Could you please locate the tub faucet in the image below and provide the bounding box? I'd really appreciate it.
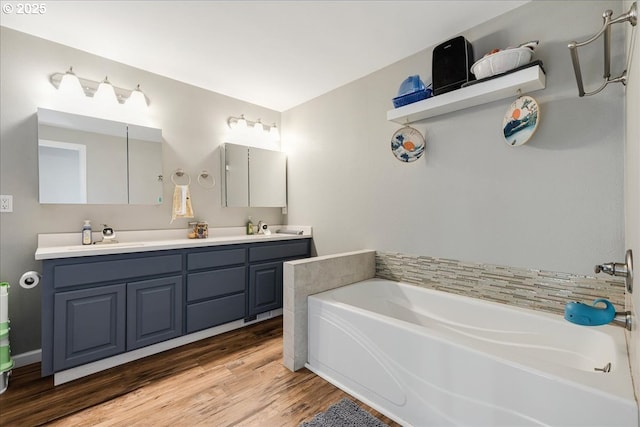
[594,262,627,277]
[594,249,633,293]
[612,311,632,331]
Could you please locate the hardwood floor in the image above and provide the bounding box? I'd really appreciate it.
[0,317,399,427]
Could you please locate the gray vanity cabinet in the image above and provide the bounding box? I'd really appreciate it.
[248,261,283,317]
[186,247,247,333]
[42,251,184,375]
[127,276,183,351]
[53,284,126,372]
[247,240,310,318]
[41,238,312,378]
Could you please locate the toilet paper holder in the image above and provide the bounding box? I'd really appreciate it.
[19,271,41,289]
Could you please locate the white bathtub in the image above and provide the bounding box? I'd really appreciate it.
[306,278,638,427]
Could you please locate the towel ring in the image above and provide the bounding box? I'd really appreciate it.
[197,170,216,190]
[171,168,191,185]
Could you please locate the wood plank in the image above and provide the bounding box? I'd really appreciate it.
[0,317,399,427]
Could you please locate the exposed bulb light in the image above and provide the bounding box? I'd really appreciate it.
[49,68,152,108]
[270,123,280,141]
[126,84,148,110]
[254,119,264,134]
[57,67,84,99]
[93,76,118,105]
[227,115,281,147]
[237,114,248,129]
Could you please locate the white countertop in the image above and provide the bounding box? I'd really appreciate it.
[35,226,312,260]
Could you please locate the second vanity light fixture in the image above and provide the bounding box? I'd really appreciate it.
[50,67,149,109]
[227,114,280,140]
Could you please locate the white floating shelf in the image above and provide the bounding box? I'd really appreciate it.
[387,65,546,124]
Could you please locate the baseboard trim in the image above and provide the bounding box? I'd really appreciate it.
[13,349,42,368]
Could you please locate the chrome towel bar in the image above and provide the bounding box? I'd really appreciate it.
[568,1,637,97]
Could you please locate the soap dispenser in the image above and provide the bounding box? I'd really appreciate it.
[246,217,254,235]
[82,220,92,245]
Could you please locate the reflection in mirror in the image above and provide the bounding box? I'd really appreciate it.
[223,143,250,207]
[221,143,286,208]
[38,140,87,203]
[128,125,163,205]
[37,108,162,205]
[249,147,286,207]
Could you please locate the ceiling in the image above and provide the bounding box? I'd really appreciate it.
[0,1,529,112]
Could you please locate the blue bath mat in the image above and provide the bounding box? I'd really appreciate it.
[300,398,390,427]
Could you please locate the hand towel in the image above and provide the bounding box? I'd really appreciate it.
[170,184,194,223]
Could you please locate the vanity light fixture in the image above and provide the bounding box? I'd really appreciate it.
[126,84,149,110]
[254,118,264,135]
[227,115,279,140]
[49,67,150,106]
[57,67,84,99]
[236,114,248,129]
[269,123,280,141]
[93,76,118,105]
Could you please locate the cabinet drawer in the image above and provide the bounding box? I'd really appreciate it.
[187,266,245,302]
[53,254,182,289]
[186,293,245,333]
[248,240,310,263]
[187,247,246,271]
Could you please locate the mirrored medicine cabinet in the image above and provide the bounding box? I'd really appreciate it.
[221,143,287,208]
[37,108,163,205]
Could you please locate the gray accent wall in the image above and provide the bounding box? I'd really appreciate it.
[0,27,284,354]
[282,1,625,277]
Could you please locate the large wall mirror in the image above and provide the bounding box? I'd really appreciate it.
[221,143,286,208]
[37,108,163,205]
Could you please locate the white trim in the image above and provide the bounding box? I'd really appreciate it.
[13,349,42,368]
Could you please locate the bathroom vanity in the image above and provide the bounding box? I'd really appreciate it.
[36,228,311,384]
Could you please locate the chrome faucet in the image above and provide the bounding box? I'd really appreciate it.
[594,249,634,293]
[594,262,627,276]
[611,311,632,331]
[594,249,634,331]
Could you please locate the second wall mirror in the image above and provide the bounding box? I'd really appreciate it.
[221,143,286,208]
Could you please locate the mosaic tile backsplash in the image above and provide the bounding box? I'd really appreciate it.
[375,252,626,316]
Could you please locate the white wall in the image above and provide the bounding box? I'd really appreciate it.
[283,1,625,277]
[0,27,283,353]
[625,0,640,402]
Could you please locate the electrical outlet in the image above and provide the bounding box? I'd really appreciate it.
[0,195,13,213]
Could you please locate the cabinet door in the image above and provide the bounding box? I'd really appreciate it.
[54,284,126,371]
[223,143,249,207]
[248,261,283,317]
[248,147,287,207]
[127,276,183,351]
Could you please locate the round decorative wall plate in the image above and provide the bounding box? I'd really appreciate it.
[502,95,540,147]
[391,126,425,162]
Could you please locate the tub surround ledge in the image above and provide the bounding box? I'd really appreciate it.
[283,250,376,371]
